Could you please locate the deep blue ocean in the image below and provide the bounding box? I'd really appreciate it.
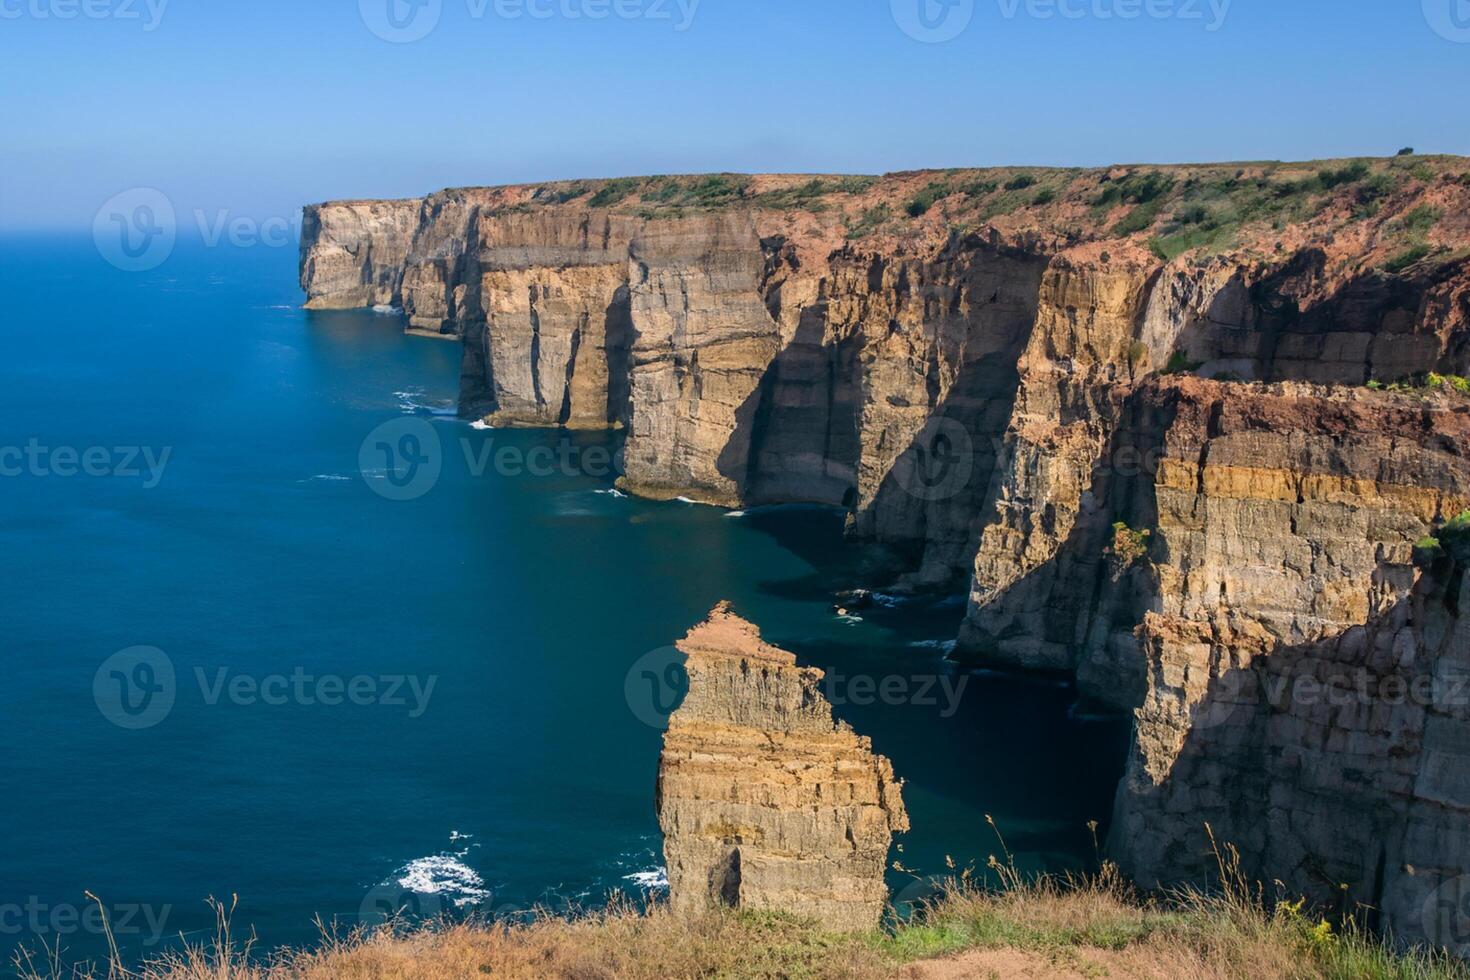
[0,234,1129,965]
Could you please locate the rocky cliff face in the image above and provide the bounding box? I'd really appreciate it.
[655,602,908,931]
[303,159,1470,938]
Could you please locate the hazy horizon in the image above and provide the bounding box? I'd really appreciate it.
[3,0,1468,232]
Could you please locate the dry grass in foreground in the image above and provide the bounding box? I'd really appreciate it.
[19,841,1470,980]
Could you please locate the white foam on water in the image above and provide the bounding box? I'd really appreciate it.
[394,854,489,908]
[674,496,697,504]
[836,613,864,625]
[908,639,958,654]
[594,489,628,498]
[723,510,745,518]
[394,388,458,417]
[622,867,669,890]
[307,473,352,482]
[470,420,493,431]
[372,304,404,315]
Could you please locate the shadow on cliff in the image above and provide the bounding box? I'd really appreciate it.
[714,289,862,509]
[1111,559,1467,942]
[778,628,1133,880]
[715,237,1049,594]
[953,377,1182,712]
[1171,250,1470,384]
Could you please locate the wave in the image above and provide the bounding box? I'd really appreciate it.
[907,639,958,654]
[622,867,669,890]
[470,419,493,431]
[724,510,745,518]
[394,854,489,908]
[372,304,404,315]
[673,496,697,505]
[594,488,628,498]
[394,388,458,417]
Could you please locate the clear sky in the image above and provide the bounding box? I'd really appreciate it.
[2,0,1467,230]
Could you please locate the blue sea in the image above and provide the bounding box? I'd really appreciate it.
[0,234,1129,965]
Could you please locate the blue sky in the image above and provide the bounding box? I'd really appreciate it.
[1,0,1467,230]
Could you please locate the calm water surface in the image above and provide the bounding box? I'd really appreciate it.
[0,235,1128,962]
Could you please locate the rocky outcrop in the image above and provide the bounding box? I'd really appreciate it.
[656,602,908,931]
[1107,381,1470,945]
[303,160,1470,940]
[299,199,421,310]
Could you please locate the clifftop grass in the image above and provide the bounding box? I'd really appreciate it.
[472,155,1470,264]
[23,855,1469,979]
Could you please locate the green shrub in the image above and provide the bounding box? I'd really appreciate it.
[1398,146,1416,156]
[682,174,748,205]
[962,179,999,199]
[1163,351,1204,375]
[1398,204,1443,234]
[1318,161,1371,189]
[1004,173,1036,191]
[1109,523,1152,567]
[847,204,892,239]
[588,177,642,208]
[1426,373,1470,394]
[1351,174,1397,216]
[1385,243,1432,273]
[1440,510,1470,561]
[1175,204,1212,226]
[905,181,952,217]
[1094,171,1175,207]
[1113,200,1163,236]
[1032,188,1056,206]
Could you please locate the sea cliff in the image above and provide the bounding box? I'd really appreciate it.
[302,157,1470,949]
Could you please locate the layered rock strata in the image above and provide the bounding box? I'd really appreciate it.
[655,602,908,931]
[302,161,1470,939]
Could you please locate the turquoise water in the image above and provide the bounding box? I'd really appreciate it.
[0,235,1128,963]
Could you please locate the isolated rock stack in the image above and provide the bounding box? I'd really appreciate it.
[655,602,908,931]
